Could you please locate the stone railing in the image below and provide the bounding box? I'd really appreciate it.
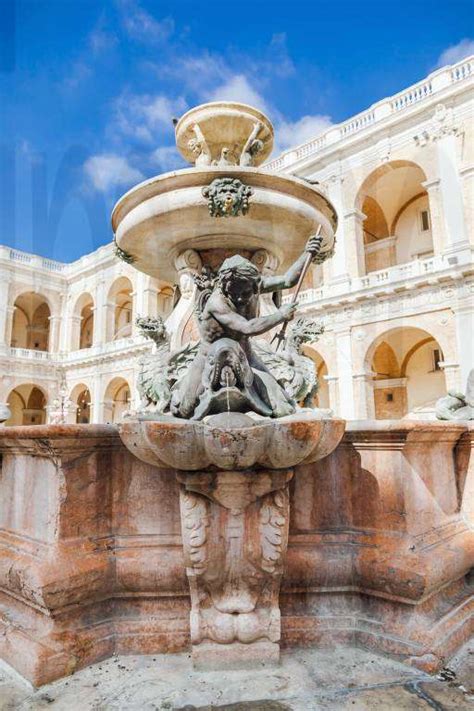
[266,56,473,170]
[60,335,150,364]
[282,250,472,305]
[8,347,52,361]
[1,247,66,273]
[5,336,149,366]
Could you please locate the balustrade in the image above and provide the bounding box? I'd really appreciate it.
[264,56,472,171]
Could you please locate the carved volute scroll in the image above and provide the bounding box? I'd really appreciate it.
[177,468,293,666]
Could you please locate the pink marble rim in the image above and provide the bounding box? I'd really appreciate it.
[119,416,346,471]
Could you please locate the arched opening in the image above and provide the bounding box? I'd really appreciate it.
[107,277,133,341]
[70,384,92,424]
[103,377,131,423]
[357,161,433,273]
[72,293,94,350]
[368,327,447,419]
[6,384,47,425]
[302,347,330,409]
[11,292,51,351]
[158,285,176,318]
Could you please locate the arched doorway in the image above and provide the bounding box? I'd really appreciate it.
[70,384,92,424]
[368,327,447,419]
[301,346,330,409]
[11,292,51,351]
[107,277,133,341]
[6,384,47,425]
[103,377,131,423]
[357,161,433,273]
[72,293,94,350]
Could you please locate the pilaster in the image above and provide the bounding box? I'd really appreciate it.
[343,209,366,278]
[335,327,356,419]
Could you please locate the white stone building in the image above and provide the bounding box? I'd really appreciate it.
[1,57,473,424]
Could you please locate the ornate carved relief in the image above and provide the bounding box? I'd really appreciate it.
[414,104,462,146]
[177,468,292,656]
[202,178,253,217]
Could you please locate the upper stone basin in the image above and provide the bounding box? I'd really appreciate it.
[119,413,345,471]
[111,167,337,282]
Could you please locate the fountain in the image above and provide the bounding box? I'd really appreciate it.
[113,101,344,669]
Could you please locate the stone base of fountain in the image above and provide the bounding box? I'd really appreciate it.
[0,420,472,685]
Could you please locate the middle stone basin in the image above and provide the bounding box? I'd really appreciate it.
[119,413,346,471]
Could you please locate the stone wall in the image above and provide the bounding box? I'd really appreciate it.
[0,422,472,685]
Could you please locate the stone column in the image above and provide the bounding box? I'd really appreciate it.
[90,375,104,423]
[4,306,15,349]
[352,372,376,419]
[436,138,468,252]
[131,272,148,334]
[166,249,202,349]
[428,105,468,254]
[422,179,446,255]
[93,280,107,346]
[0,273,11,355]
[143,278,160,320]
[452,303,474,388]
[335,327,356,419]
[325,176,351,287]
[343,209,366,278]
[440,362,462,393]
[460,166,474,248]
[69,315,82,351]
[48,316,62,353]
[177,467,293,669]
[323,374,339,413]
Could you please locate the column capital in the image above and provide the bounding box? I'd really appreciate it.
[422,178,441,191]
[174,249,202,274]
[344,208,365,222]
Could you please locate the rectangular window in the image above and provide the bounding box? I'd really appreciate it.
[386,392,394,402]
[432,348,442,371]
[420,210,430,232]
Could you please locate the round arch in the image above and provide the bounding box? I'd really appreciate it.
[72,292,95,350]
[6,383,48,425]
[365,326,447,420]
[103,377,131,423]
[70,383,92,424]
[107,277,134,341]
[302,345,330,409]
[355,160,433,273]
[11,292,52,351]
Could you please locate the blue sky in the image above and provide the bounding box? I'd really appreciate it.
[1,0,473,262]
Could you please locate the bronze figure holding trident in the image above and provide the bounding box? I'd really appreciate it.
[170,229,331,420]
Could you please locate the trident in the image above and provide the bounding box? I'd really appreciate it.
[271,224,323,352]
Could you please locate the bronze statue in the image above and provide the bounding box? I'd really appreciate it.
[137,234,329,420]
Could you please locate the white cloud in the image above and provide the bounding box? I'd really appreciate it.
[276,114,333,152]
[436,38,474,68]
[120,0,174,44]
[208,75,270,114]
[113,92,187,143]
[160,51,228,95]
[151,146,183,172]
[84,154,143,191]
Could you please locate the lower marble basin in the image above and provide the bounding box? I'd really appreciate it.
[119,411,345,471]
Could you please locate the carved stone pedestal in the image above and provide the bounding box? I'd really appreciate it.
[119,412,345,669]
[178,468,292,668]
